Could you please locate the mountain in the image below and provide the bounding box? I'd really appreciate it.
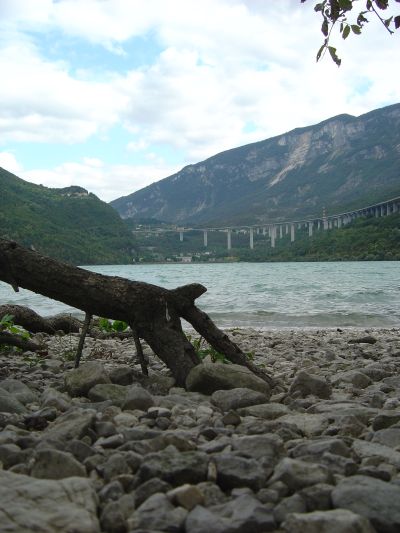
[0,167,136,265]
[111,103,400,226]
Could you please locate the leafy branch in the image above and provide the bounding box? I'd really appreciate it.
[302,0,400,65]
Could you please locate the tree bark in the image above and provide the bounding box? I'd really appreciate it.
[0,238,272,387]
[0,304,81,333]
[0,332,41,352]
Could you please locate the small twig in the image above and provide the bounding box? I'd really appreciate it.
[131,325,148,376]
[74,312,92,368]
[371,3,394,34]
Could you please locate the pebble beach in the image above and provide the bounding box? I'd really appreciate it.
[1,326,400,532]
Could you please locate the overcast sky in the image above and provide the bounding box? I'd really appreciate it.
[0,0,399,202]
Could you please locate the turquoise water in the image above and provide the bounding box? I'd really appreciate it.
[1,262,399,329]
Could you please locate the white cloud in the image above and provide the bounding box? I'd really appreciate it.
[0,151,22,174]
[0,0,399,200]
[17,156,180,202]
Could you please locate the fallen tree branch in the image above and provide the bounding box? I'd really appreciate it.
[0,331,42,352]
[0,238,272,387]
[0,304,81,334]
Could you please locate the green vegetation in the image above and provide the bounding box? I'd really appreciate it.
[131,213,400,262]
[186,334,229,363]
[0,314,30,341]
[98,318,129,332]
[0,167,137,265]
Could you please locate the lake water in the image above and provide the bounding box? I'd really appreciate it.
[1,262,399,329]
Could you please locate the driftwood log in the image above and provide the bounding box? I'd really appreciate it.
[0,238,272,387]
[0,304,81,334]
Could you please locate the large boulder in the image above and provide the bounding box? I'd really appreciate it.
[282,509,375,533]
[211,387,270,411]
[332,475,400,533]
[289,371,332,399]
[139,449,209,486]
[64,361,110,397]
[0,379,38,404]
[0,470,99,532]
[186,363,271,396]
[88,383,128,407]
[31,449,87,479]
[0,387,27,414]
[270,458,333,492]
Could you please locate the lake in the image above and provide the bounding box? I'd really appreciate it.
[1,262,399,329]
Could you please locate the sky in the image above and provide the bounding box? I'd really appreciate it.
[0,0,399,203]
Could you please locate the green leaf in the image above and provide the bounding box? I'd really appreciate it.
[338,0,352,10]
[322,18,329,36]
[395,15,400,29]
[112,320,128,332]
[375,0,389,10]
[314,3,325,12]
[342,25,351,39]
[351,24,362,34]
[328,46,342,66]
[316,44,325,62]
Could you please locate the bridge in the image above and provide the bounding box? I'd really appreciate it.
[132,195,400,251]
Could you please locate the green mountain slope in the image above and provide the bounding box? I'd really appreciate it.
[111,103,400,226]
[0,167,136,265]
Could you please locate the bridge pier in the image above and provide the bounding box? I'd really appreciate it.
[381,205,385,217]
[271,225,276,248]
[179,231,184,242]
[393,203,398,213]
[290,224,295,242]
[203,230,208,247]
[308,221,313,237]
[227,229,232,250]
[279,225,283,239]
[337,217,342,228]
[250,228,254,249]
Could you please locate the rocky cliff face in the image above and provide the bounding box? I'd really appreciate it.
[111,103,400,225]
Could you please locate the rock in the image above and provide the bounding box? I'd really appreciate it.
[372,428,400,448]
[348,336,377,344]
[332,475,400,532]
[167,484,205,510]
[64,361,111,397]
[308,401,377,425]
[270,458,333,492]
[40,388,71,411]
[289,371,332,399]
[278,413,330,436]
[274,493,307,524]
[282,509,375,533]
[196,481,227,507]
[133,478,172,507]
[300,483,333,511]
[42,407,96,442]
[352,438,400,469]
[186,363,271,396]
[211,388,270,411]
[109,365,134,386]
[213,453,266,491]
[0,470,99,532]
[185,505,228,533]
[332,370,372,389]
[231,434,283,463]
[221,410,241,426]
[88,383,128,407]
[214,493,276,532]
[122,386,154,411]
[100,501,127,533]
[0,387,27,414]
[31,449,87,479]
[237,402,290,419]
[185,494,276,533]
[290,438,351,459]
[139,449,208,486]
[372,412,400,431]
[128,492,187,532]
[0,378,38,404]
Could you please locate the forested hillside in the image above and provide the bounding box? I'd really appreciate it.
[0,167,136,265]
